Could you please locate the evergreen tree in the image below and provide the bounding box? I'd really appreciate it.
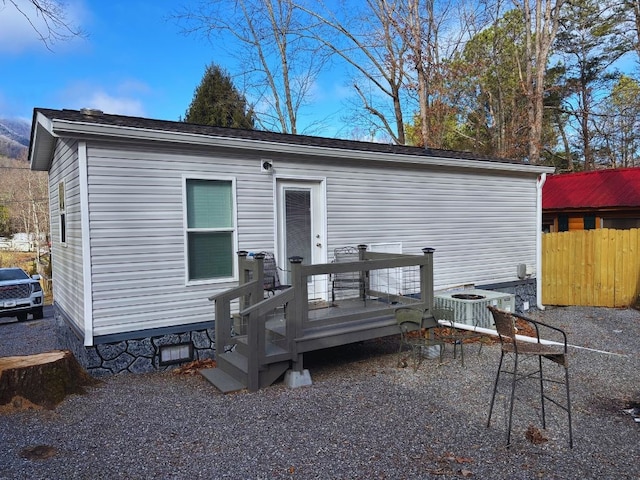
[554,0,628,170]
[184,64,255,129]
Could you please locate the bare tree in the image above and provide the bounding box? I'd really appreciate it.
[1,0,83,49]
[396,0,484,148]
[174,0,326,134]
[297,0,411,144]
[299,1,482,146]
[513,0,565,164]
[0,156,49,256]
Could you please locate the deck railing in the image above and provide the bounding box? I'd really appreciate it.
[210,247,435,390]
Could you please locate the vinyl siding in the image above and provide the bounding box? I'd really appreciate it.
[322,164,536,289]
[49,139,85,334]
[82,140,539,338]
[86,142,276,337]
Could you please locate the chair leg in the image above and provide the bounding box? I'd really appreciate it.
[565,365,573,448]
[487,351,505,428]
[412,345,420,371]
[506,354,519,447]
[538,356,546,429]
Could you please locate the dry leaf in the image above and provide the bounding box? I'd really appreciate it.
[525,424,548,445]
[456,456,474,464]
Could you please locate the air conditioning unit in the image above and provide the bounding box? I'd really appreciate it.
[434,289,516,328]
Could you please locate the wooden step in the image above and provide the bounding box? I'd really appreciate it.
[217,350,248,380]
[200,367,246,393]
[233,335,289,358]
[296,314,398,352]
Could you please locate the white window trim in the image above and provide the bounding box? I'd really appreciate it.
[182,174,238,286]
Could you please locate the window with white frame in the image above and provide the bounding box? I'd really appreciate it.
[58,181,66,244]
[185,178,236,282]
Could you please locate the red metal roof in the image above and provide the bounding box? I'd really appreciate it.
[543,167,640,210]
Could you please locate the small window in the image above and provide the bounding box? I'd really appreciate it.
[558,214,569,232]
[185,178,236,282]
[58,181,66,244]
[583,215,596,230]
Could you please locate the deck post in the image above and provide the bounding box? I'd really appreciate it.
[252,252,266,306]
[284,256,312,388]
[214,292,231,357]
[288,256,306,371]
[237,250,250,285]
[421,248,435,312]
[357,244,368,302]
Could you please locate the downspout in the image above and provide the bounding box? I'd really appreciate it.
[536,173,546,311]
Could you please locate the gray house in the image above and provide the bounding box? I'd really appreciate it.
[29,108,553,378]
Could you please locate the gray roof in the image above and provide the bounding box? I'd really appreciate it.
[31,107,524,165]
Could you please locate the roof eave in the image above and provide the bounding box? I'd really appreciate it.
[46,117,554,175]
[29,112,56,171]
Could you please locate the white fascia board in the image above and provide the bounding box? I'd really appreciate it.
[30,112,57,171]
[50,118,554,175]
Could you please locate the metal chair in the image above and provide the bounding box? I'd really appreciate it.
[432,307,485,366]
[395,306,444,371]
[331,246,366,305]
[433,307,464,364]
[487,306,573,448]
[259,251,290,297]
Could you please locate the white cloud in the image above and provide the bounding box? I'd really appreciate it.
[0,0,88,54]
[86,92,145,117]
[58,80,148,116]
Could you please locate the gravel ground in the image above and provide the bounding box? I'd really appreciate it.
[0,306,638,479]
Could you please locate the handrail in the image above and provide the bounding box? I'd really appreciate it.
[208,280,257,302]
[240,287,294,317]
[209,280,260,357]
[209,247,435,391]
[301,255,427,276]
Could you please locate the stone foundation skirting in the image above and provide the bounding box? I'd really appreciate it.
[54,307,216,376]
[479,279,537,314]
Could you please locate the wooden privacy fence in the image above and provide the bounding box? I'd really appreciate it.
[542,228,640,307]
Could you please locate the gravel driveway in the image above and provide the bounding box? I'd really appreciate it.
[0,306,638,479]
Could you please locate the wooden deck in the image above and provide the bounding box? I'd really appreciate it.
[203,247,436,392]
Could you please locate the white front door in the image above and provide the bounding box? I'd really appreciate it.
[276,179,327,300]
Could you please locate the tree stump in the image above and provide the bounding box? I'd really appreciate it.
[0,350,99,410]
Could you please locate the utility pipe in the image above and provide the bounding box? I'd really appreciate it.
[437,319,628,357]
[536,173,547,311]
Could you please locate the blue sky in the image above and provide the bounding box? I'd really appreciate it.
[0,0,347,136]
[1,1,636,140]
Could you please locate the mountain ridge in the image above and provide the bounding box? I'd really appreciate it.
[0,117,30,159]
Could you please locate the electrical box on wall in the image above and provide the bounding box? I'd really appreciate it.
[517,263,527,279]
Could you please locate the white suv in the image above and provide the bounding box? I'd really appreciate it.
[0,268,44,322]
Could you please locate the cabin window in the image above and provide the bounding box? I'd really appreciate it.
[558,214,569,232]
[583,215,596,230]
[185,178,236,281]
[58,181,66,245]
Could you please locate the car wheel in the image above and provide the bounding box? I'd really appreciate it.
[33,307,44,320]
[16,313,28,322]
